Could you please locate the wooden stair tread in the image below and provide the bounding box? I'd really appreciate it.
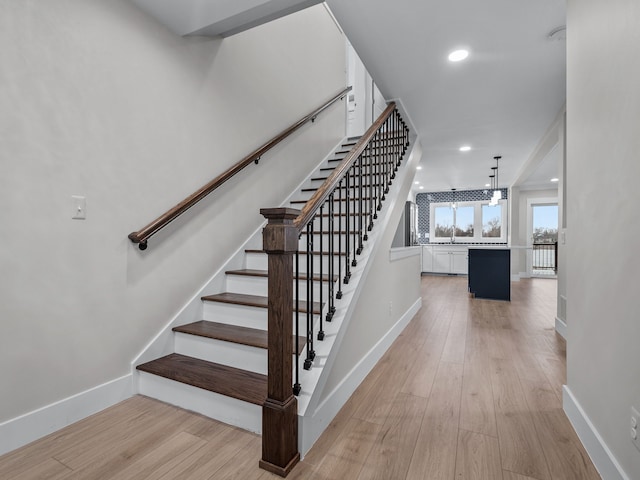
[173,321,306,352]
[245,249,347,256]
[290,197,373,204]
[225,268,337,282]
[136,353,267,405]
[302,184,383,192]
[202,292,322,314]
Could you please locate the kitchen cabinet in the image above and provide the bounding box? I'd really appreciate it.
[422,246,433,272]
[423,246,468,274]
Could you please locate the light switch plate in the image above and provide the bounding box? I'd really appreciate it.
[72,195,86,220]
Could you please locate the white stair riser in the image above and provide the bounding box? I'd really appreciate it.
[226,275,329,301]
[202,301,321,329]
[310,216,361,231]
[245,252,342,273]
[137,371,262,433]
[174,333,267,375]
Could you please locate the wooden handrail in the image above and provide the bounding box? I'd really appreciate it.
[128,86,352,250]
[293,102,396,232]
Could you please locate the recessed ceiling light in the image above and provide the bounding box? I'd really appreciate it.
[419,186,424,190]
[459,145,471,152]
[448,49,469,62]
[485,183,491,187]
[550,177,559,182]
[416,166,422,170]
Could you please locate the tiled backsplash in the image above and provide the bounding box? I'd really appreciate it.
[415,188,508,244]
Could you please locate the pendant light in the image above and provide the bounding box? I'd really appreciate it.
[451,188,457,210]
[492,156,502,201]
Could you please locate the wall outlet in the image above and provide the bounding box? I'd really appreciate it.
[388,301,393,316]
[632,406,640,451]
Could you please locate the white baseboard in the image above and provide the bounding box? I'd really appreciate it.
[0,374,132,456]
[555,316,567,339]
[563,386,631,480]
[511,274,521,282]
[299,297,421,456]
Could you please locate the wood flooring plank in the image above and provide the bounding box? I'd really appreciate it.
[58,406,199,478]
[109,431,206,480]
[454,430,503,480]
[309,418,381,480]
[286,460,320,480]
[9,457,72,480]
[530,409,602,480]
[399,334,446,398]
[502,471,542,480]
[356,393,426,480]
[516,367,601,480]
[199,435,269,480]
[0,399,149,478]
[405,362,464,480]
[490,358,551,480]
[156,428,255,480]
[460,362,498,437]
[351,334,420,425]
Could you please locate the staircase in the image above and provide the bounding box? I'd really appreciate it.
[135,137,360,433]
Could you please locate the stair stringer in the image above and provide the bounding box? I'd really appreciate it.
[296,138,422,455]
[130,136,348,383]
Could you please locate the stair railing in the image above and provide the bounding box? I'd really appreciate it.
[128,86,351,251]
[259,102,409,477]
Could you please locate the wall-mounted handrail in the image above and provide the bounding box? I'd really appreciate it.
[128,86,352,250]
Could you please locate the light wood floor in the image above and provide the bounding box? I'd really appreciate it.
[0,276,601,480]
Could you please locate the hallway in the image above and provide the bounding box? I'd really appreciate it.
[0,276,600,479]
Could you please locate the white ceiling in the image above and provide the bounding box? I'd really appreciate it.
[325,0,566,194]
[130,0,566,194]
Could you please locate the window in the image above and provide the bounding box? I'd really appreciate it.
[455,206,474,237]
[433,206,454,238]
[482,204,502,238]
[430,200,507,243]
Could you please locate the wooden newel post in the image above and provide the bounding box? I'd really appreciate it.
[259,207,301,477]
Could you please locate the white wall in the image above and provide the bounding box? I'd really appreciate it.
[0,0,346,424]
[566,0,640,477]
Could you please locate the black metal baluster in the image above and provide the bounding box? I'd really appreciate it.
[356,154,364,254]
[318,204,325,341]
[344,169,351,283]
[351,165,358,267]
[337,180,343,299]
[382,125,388,200]
[377,131,383,213]
[293,248,301,395]
[304,221,314,370]
[373,135,379,220]
[365,141,375,234]
[393,112,398,166]
[327,193,335,322]
[386,117,392,192]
